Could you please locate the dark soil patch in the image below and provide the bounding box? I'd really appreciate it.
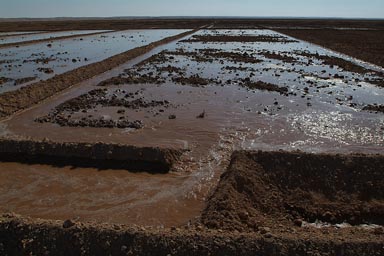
[97,72,164,86]
[259,50,297,63]
[242,80,288,95]
[202,150,384,231]
[181,35,298,43]
[0,76,36,86]
[35,88,171,129]
[23,57,56,64]
[294,50,377,75]
[0,77,12,85]
[171,75,215,86]
[278,29,384,68]
[198,49,262,64]
[13,76,36,85]
[367,78,384,88]
[37,67,54,74]
[362,104,384,113]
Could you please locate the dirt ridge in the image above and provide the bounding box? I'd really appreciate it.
[0,138,185,172]
[0,213,383,256]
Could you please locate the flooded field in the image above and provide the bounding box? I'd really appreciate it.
[0,29,188,93]
[0,24,383,255]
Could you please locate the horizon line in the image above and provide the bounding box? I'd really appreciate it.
[1,15,384,20]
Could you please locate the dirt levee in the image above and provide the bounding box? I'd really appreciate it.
[0,138,184,172]
[0,210,383,256]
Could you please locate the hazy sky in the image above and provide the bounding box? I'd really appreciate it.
[1,0,383,19]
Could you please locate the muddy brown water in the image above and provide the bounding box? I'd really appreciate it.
[0,29,383,227]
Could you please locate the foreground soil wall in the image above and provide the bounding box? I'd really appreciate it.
[0,214,382,256]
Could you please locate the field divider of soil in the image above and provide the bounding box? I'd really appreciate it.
[0,30,117,49]
[0,213,382,256]
[0,27,203,119]
[0,138,186,173]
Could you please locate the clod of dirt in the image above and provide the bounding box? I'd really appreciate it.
[37,67,54,74]
[196,110,206,118]
[363,104,384,113]
[62,219,75,229]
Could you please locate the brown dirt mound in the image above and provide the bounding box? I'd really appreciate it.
[202,150,384,231]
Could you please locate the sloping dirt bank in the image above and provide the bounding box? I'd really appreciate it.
[0,138,184,173]
[0,28,201,119]
[203,151,384,230]
[1,213,383,256]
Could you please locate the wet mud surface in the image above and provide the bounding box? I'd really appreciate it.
[0,20,383,255]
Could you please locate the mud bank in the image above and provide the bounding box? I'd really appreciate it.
[0,203,383,256]
[202,151,384,231]
[0,28,201,119]
[0,138,184,172]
